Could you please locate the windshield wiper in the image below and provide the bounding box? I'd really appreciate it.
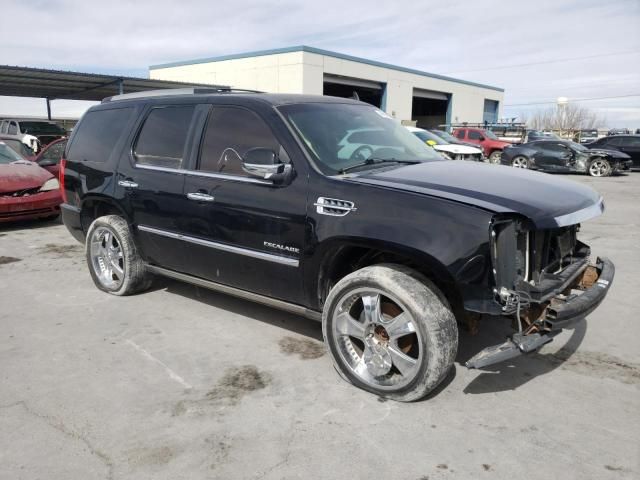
[339,158,420,174]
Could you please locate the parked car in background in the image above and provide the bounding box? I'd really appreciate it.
[452,127,511,163]
[407,127,483,161]
[586,135,640,169]
[501,139,631,176]
[577,129,599,144]
[526,130,561,142]
[0,141,62,222]
[0,119,67,146]
[607,128,630,136]
[0,133,38,157]
[429,129,480,148]
[30,138,67,176]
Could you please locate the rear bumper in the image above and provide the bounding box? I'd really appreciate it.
[61,203,85,242]
[0,190,62,223]
[466,257,614,369]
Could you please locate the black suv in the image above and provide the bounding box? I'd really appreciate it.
[60,90,614,401]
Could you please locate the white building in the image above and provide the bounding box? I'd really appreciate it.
[149,46,503,129]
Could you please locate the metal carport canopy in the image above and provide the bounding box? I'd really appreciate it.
[0,65,227,102]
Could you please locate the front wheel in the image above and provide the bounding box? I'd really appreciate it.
[511,156,529,169]
[322,264,458,402]
[589,157,611,177]
[488,150,502,164]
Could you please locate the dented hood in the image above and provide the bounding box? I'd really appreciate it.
[350,160,603,229]
[0,162,53,193]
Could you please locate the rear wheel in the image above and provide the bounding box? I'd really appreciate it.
[511,156,529,169]
[86,215,152,296]
[489,150,502,164]
[588,157,611,177]
[322,264,458,402]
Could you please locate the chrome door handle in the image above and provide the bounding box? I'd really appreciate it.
[187,192,215,202]
[118,180,138,188]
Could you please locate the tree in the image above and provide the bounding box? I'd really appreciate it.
[520,103,605,134]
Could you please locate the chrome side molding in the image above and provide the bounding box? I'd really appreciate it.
[146,264,321,321]
[314,197,357,216]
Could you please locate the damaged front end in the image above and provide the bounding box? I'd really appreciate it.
[466,214,614,369]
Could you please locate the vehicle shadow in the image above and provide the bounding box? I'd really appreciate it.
[457,316,587,394]
[0,216,62,232]
[156,276,324,341]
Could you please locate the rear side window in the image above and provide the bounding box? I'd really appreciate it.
[67,107,134,163]
[133,105,195,169]
[198,107,279,176]
[7,122,17,135]
[456,130,465,139]
[468,131,482,140]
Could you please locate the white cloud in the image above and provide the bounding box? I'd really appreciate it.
[1,0,639,126]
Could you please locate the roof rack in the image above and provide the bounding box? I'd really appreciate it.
[103,87,264,103]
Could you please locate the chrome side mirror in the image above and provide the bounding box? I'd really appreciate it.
[242,148,292,182]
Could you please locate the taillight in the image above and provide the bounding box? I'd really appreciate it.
[59,157,67,203]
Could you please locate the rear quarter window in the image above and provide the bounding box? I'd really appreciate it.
[67,107,135,163]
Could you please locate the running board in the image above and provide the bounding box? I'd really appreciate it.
[465,331,559,369]
[146,264,322,322]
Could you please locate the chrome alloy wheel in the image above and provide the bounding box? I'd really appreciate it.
[89,226,125,289]
[589,159,609,177]
[332,288,422,390]
[512,156,529,168]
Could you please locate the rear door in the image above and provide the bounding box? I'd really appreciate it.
[179,104,307,303]
[115,103,207,272]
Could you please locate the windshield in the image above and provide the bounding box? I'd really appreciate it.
[279,103,442,174]
[568,141,588,152]
[431,130,457,142]
[483,130,499,140]
[0,142,25,164]
[412,129,447,145]
[18,121,66,135]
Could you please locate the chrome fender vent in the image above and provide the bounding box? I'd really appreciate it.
[314,197,357,217]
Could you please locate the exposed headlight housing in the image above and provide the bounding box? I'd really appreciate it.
[40,178,60,191]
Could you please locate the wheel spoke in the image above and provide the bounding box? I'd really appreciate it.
[335,312,366,339]
[110,259,124,278]
[361,293,381,325]
[385,312,415,340]
[388,345,418,376]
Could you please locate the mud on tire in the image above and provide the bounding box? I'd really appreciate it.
[322,264,458,402]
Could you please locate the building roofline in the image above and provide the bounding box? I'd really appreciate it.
[149,45,504,93]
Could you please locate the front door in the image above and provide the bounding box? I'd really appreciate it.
[179,105,307,304]
[618,137,640,168]
[534,142,573,170]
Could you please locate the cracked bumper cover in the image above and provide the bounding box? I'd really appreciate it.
[466,257,614,369]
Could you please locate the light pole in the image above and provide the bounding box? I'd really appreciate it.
[557,96,568,137]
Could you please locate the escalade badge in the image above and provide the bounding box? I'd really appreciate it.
[264,241,300,254]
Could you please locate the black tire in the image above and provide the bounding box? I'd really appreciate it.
[588,157,611,177]
[488,150,502,164]
[511,156,530,169]
[85,215,152,296]
[322,264,458,402]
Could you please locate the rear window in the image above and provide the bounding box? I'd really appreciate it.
[67,107,134,163]
[133,105,195,169]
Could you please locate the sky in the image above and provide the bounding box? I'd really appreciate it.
[1,0,639,127]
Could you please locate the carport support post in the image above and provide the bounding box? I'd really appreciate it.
[45,98,51,121]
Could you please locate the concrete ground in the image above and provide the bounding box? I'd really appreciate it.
[1,173,638,480]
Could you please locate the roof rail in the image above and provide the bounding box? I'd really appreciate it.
[102,87,264,103]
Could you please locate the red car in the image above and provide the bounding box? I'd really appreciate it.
[30,137,67,176]
[453,127,512,164]
[0,141,62,223]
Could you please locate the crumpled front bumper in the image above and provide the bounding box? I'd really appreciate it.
[466,257,614,369]
[0,189,62,222]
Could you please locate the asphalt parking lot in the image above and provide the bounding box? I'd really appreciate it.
[1,173,638,480]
